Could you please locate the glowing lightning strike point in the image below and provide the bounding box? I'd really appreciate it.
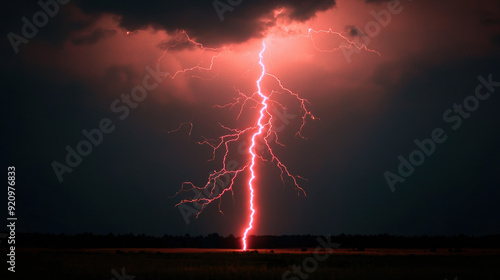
[243,41,267,251]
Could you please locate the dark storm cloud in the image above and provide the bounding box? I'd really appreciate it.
[2,1,99,48]
[73,0,336,45]
[70,28,116,45]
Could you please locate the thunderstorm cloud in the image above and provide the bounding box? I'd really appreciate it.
[2,0,337,48]
[73,0,337,45]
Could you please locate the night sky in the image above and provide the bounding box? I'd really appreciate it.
[2,0,500,238]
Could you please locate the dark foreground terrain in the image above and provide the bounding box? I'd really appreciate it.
[2,248,500,280]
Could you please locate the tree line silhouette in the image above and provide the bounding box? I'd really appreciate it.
[3,232,499,249]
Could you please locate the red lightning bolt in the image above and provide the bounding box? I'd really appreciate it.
[173,39,311,250]
[170,24,380,250]
[306,28,381,56]
[242,41,267,251]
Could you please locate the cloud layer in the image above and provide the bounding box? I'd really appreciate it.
[73,0,336,45]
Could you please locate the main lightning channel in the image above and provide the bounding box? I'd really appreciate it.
[171,26,380,251]
[243,41,267,251]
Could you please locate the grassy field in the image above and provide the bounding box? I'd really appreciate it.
[3,248,500,280]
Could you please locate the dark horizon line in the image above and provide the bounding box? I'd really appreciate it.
[5,231,500,238]
[7,232,500,249]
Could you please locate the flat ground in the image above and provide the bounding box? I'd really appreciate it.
[3,248,500,280]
